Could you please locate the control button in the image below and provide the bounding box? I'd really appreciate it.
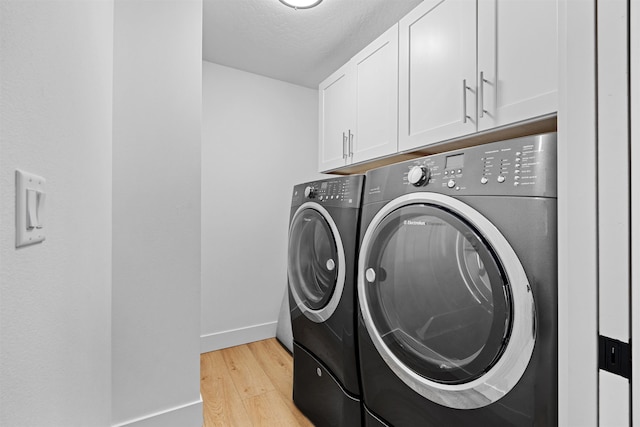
[515,163,521,168]
[480,177,489,185]
[515,157,521,162]
[457,169,462,174]
[326,259,335,271]
[365,268,376,283]
[319,195,324,201]
[497,175,506,183]
[455,186,460,191]
[444,171,448,175]
[408,166,430,187]
[514,176,520,181]
[514,182,520,186]
[515,170,520,174]
[304,186,316,198]
[447,179,456,188]
[516,152,522,156]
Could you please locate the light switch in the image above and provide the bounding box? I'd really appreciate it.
[16,170,46,248]
[26,189,38,229]
[36,191,46,229]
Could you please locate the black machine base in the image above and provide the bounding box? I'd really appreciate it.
[293,342,361,427]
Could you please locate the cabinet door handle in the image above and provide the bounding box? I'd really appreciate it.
[462,79,471,123]
[479,71,488,118]
[342,132,348,159]
[348,130,353,157]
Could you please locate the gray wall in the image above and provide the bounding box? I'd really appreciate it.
[0,2,113,425]
[112,1,203,426]
[201,61,324,352]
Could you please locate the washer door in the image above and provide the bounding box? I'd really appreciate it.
[289,202,346,323]
[359,193,535,409]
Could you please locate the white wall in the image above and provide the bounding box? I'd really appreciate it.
[597,0,631,424]
[112,1,203,426]
[632,0,640,418]
[557,0,598,425]
[0,1,113,426]
[201,61,323,352]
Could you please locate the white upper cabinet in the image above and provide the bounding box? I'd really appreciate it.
[319,63,355,171]
[320,0,558,169]
[399,0,477,151]
[351,24,399,165]
[319,24,399,172]
[399,0,558,152]
[477,0,558,131]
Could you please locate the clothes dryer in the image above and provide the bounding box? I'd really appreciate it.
[357,134,557,426]
[288,175,364,427]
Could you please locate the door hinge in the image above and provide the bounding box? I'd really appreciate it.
[598,335,631,380]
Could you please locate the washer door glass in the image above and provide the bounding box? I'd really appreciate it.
[288,208,339,310]
[363,203,512,384]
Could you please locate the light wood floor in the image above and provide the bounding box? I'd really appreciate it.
[200,338,313,427]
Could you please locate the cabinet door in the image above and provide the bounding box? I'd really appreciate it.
[477,0,558,131]
[351,24,399,164]
[399,0,477,152]
[319,63,355,171]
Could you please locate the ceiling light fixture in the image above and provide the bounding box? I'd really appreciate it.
[279,0,323,10]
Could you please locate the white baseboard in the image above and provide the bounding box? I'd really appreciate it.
[200,321,278,353]
[112,397,203,427]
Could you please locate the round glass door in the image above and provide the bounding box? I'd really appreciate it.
[364,204,511,384]
[358,193,535,409]
[289,203,345,322]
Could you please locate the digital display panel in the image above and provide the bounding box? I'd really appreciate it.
[445,153,464,170]
[321,182,328,190]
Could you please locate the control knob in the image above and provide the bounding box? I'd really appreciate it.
[407,166,430,187]
[304,186,316,198]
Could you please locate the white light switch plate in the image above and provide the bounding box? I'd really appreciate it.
[16,169,46,248]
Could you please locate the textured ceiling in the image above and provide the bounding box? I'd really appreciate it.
[203,0,423,89]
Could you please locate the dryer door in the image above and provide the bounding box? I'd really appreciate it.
[288,202,346,323]
[359,193,535,409]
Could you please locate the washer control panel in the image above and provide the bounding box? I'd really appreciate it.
[365,133,557,202]
[292,175,364,208]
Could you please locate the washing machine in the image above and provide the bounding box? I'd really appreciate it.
[357,133,557,426]
[288,175,364,427]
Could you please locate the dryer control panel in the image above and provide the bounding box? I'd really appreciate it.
[291,175,364,209]
[364,133,557,203]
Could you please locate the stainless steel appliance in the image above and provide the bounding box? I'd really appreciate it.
[357,134,557,426]
[288,175,364,426]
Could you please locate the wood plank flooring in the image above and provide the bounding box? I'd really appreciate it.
[201,338,313,427]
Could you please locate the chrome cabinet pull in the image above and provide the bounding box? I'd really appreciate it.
[348,130,353,157]
[342,132,348,159]
[479,71,489,118]
[462,79,471,123]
